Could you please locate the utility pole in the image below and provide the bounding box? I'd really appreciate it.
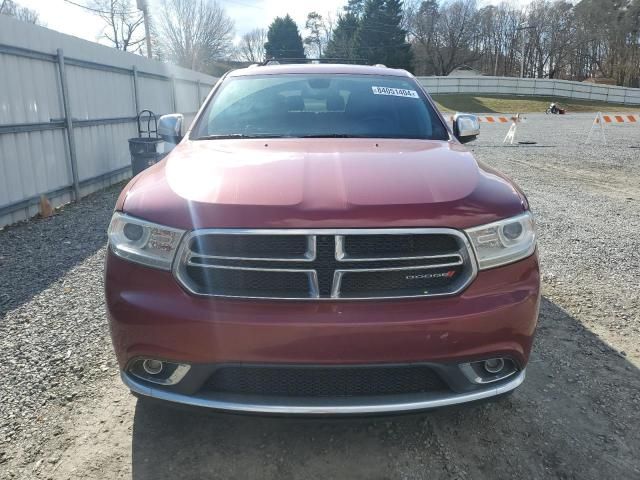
[517,23,534,78]
[520,29,525,78]
[137,0,152,59]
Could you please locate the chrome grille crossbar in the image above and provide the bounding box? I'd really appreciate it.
[173,229,477,300]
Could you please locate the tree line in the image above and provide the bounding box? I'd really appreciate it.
[243,1,412,70]
[0,0,41,24]
[4,0,636,87]
[252,0,640,87]
[405,0,640,87]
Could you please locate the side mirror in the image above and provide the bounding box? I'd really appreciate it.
[452,113,480,144]
[158,114,184,144]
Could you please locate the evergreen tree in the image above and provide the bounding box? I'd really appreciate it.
[344,0,367,16]
[357,0,412,70]
[265,15,306,60]
[324,13,361,60]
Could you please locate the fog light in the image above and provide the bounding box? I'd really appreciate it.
[128,359,191,386]
[484,358,505,374]
[142,359,164,375]
[459,357,517,384]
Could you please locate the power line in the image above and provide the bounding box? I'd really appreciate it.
[221,0,262,9]
[63,0,138,16]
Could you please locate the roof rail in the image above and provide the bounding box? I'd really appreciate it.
[259,57,368,66]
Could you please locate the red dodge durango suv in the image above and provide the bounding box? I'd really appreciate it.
[105,63,540,414]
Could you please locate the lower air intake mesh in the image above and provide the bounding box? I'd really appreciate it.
[207,365,449,397]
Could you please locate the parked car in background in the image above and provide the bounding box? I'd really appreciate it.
[105,63,540,414]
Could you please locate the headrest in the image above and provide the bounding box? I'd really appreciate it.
[286,96,305,111]
[326,94,345,111]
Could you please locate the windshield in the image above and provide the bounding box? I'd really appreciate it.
[191,74,449,140]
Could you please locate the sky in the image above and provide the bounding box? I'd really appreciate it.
[16,0,350,46]
[16,0,525,50]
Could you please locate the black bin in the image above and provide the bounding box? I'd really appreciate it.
[128,110,164,176]
[128,137,163,175]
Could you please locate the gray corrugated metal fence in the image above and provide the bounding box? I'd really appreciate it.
[0,16,217,228]
[418,76,640,105]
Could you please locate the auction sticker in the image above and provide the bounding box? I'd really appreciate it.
[371,86,419,98]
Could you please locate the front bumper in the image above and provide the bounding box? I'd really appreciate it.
[106,250,540,413]
[122,369,525,414]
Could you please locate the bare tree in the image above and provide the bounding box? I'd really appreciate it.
[157,0,234,73]
[305,11,334,58]
[471,3,521,76]
[403,0,639,85]
[304,12,325,58]
[407,0,480,75]
[89,0,145,52]
[236,28,266,63]
[0,0,42,24]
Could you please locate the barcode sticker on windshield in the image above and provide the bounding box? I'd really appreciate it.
[371,86,419,98]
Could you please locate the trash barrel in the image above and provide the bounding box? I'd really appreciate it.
[128,110,164,176]
[128,137,163,175]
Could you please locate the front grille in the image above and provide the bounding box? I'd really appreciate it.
[185,266,314,299]
[190,234,311,260]
[339,234,459,260]
[206,365,448,397]
[174,229,476,300]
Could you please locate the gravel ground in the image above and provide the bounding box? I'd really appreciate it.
[0,191,119,472]
[0,112,639,479]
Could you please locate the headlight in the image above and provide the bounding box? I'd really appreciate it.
[465,211,536,270]
[107,212,185,270]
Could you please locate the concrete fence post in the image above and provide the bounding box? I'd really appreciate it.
[56,48,81,202]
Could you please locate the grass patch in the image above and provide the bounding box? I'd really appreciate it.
[432,94,640,113]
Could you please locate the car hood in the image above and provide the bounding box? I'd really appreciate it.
[120,138,525,230]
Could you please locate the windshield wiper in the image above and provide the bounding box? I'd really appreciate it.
[303,134,430,140]
[195,133,424,140]
[193,133,287,140]
[300,134,369,138]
